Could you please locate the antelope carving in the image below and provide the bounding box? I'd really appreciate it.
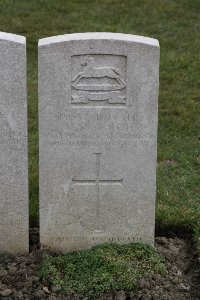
[72,56,125,89]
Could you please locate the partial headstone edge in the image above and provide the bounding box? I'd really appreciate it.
[0,32,25,44]
[38,32,159,48]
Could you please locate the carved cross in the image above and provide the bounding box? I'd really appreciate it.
[72,153,123,230]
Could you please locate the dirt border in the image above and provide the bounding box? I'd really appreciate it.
[0,228,199,300]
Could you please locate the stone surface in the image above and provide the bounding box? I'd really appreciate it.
[39,32,159,252]
[0,32,28,253]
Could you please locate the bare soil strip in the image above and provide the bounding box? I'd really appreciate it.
[0,229,199,299]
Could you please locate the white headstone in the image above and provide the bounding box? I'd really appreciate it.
[0,32,28,253]
[39,32,159,252]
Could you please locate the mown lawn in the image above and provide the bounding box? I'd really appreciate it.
[0,0,199,250]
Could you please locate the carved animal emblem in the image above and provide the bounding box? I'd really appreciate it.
[72,56,125,91]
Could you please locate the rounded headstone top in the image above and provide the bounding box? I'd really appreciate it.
[0,32,25,44]
[38,32,159,48]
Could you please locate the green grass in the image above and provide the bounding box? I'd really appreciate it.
[39,243,165,298]
[0,1,199,249]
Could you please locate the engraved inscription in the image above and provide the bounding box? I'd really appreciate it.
[71,55,127,106]
[72,153,123,231]
[56,236,142,243]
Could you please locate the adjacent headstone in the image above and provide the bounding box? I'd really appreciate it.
[0,32,28,253]
[39,32,159,252]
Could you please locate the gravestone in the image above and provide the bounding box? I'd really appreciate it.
[0,32,28,253]
[39,32,159,252]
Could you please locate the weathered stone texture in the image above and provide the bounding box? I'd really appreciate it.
[0,32,28,253]
[39,32,159,252]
